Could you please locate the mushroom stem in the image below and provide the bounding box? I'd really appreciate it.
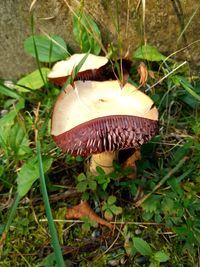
[89,151,118,175]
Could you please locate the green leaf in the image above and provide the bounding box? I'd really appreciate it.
[89,180,97,191]
[24,35,69,62]
[133,44,166,61]
[96,166,106,175]
[142,195,161,213]
[63,51,90,88]
[0,99,24,149]
[142,211,154,221]
[76,181,88,192]
[73,10,101,55]
[8,122,31,157]
[132,237,153,256]
[167,179,184,197]
[161,197,174,214]
[72,51,90,77]
[175,75,200,102]
[154,251,169,262]
[77,172,87,182]
[107,195,117,205]
[82,216,98,233]
[16,68,50,91]
[41,253,58,267]
[111,205,122,215]
[149,262,159,267]
[104,210,113,221]
[0,83,21,99]
[17,156,53,197]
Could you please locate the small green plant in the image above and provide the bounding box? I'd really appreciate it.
[102,195,122,221]
[24,35,69,63]
[132,237,169,267]
[124,227,169,267]
[95,166,112,191]
[81,216,98,233]
[76,172,97,193]
[73,9,102,55]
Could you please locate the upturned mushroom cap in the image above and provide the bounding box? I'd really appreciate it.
[51,80,158,156]
[48,53,108,86]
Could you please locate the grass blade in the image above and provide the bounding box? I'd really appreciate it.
[36,141,66,267]
[180,79,200,102]
[177,3,200,43]
[62,51,90,90]
[135,156,188,207]
[0,193,21,256]
[0,83,21,99]
[2,194,21,234]
[30,15,47,88]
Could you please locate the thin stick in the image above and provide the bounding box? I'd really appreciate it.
[135,156,188,207]
[95,223,122,262]
[39,219,162,226]
[160,39,200,66]
[177,3,200,43]
[142,0,146,44]
[147,61,187,90]
[125,0,130,39]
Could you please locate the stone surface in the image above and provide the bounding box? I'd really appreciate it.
[0,0,200,79]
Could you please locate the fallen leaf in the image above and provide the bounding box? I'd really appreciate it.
[137,62,148,86]
[122,149,141,179]
[66,201,113,229]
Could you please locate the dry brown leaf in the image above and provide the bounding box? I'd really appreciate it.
[122,149,141,179]
[66,201,113,229]
[137,62,148,86]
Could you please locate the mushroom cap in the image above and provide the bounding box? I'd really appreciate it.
[48,53,108,86]
[51,80,159,156]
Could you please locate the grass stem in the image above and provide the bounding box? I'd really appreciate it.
[135,156,188,207]
[37,141,66,267]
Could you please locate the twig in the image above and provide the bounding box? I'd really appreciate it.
[39,219,162,226]
[147,61,187,90]
[94,222,123,262]
[29,0,38,12]
[32,189,80,204]
[142,0,146,44]
[39,28,70,55]
[125,0,130,39]
[177,2,200,44]
[135,156,189,207]
[159,39,200,67]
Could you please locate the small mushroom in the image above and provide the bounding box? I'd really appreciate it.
[48,53,108,86]
[48,53,132,86]
[51,80,158,174]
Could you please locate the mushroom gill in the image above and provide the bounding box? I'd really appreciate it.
[53,115,158,157]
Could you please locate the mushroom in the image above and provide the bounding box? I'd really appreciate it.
[48,53,108,86]
[48,53,132,86]
[51,80,158,174]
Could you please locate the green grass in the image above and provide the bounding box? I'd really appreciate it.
[0,3,200,267]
